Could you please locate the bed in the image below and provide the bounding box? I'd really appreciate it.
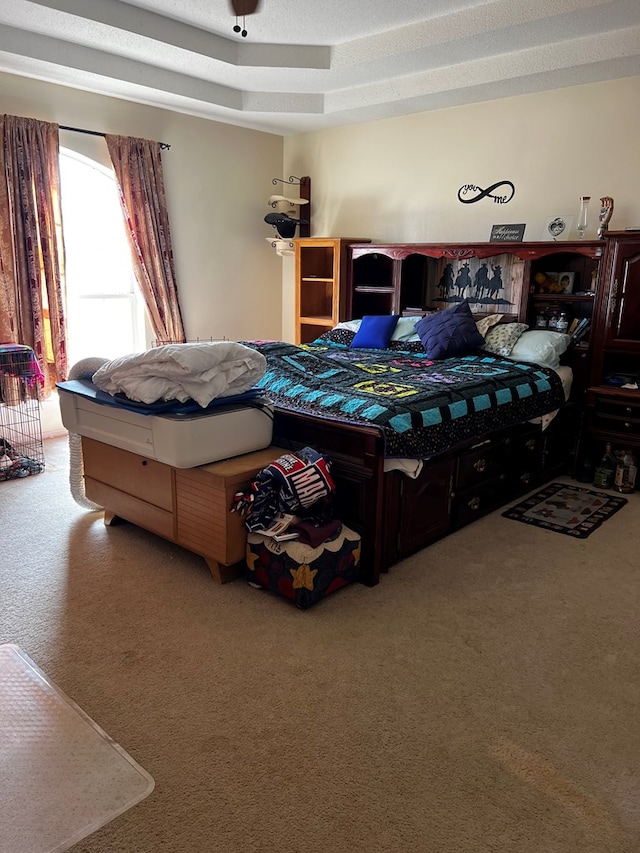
[58,323,575,587]
[241,317,576,585]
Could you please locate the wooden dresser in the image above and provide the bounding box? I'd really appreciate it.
[81,437,284,582]
[584,233,640,463]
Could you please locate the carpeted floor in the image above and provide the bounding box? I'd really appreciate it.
[1,436,640,853]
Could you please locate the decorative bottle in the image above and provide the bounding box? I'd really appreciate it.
[593,442,616,489]
[576,196,591,240]
[614,449,637,493]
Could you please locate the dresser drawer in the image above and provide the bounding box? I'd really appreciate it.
[455,425,541,491]
[84,478,175,539]
[507,426,540,459]
[451,476,508,528]
[508,467,537,492]
[589,415,640,439]
[456,440,505,489]
[593,396,640,420]
[81,437,173,510]
[588,396,640,438]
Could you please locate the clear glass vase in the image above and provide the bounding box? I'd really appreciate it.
[576,195,591,240]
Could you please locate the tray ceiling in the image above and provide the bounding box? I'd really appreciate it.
[1,0,639,135]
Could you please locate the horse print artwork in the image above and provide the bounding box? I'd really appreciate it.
[433,254,516,313]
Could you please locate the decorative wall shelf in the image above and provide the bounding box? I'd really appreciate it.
[268,194,309,208]
[265,237,296,257]
[264,176,311,249]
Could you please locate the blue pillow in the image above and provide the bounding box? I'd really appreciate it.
[350,315,399,349]
[415,300,484,359]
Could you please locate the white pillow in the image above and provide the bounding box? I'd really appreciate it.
[508,330,571,369]
[335,319,362,333]
[392,316,420,342]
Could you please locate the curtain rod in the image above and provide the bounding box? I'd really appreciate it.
[59,124,171,150]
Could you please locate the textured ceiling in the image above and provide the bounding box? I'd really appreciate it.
[1,0,639,135]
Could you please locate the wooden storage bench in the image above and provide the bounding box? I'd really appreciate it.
[81,437,284,583]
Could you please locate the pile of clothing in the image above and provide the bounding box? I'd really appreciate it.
[0,438,44,481]
[232,446,342,546]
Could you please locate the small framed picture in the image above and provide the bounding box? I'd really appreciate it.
[541,215,574,241]
[558,271,575,293]
[489,223,526,242]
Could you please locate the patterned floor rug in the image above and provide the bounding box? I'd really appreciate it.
[502,482,628,539]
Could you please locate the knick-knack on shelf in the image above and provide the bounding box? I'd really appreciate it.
[597,196,614,239]
[576,195,590,240]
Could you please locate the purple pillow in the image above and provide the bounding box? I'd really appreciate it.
[415,300,484,359]
[350,315,399,349]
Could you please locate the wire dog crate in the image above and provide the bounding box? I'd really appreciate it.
[0,344,45,481]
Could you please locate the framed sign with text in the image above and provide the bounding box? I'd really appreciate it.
[490,223,526,242]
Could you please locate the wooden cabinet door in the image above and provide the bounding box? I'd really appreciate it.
[604,237,640,350]
[396,455,454,557]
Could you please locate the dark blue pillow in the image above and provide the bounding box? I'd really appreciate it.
[415,300,484,359]
[350,315,399,349]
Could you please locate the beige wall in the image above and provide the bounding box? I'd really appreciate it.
[0,73,284,342]
[283,77,640,339]
[2,73,639,348]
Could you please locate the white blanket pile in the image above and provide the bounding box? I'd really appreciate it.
[91,342,266,408]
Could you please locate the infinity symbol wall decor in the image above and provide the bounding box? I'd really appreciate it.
[457,180,515,204]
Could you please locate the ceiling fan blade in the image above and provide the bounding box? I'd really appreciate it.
[230,0,261,15]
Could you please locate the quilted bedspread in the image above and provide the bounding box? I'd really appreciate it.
[243,339,567,458]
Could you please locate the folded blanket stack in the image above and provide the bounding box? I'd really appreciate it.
[92,342,266,408]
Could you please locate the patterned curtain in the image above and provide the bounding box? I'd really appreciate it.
[0,115,67,392]
[105,135,185,345]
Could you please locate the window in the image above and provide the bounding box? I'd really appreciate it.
[59,149,148,367]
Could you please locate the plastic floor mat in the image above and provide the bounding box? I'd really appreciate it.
[0,644,154,853]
